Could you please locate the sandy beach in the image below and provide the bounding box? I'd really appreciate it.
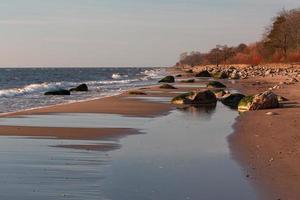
[0,66,299,199]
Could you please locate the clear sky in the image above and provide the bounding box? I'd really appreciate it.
[0,0,299,67]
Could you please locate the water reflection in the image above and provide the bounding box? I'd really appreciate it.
[176,104,217,120]
[0,103,257,200]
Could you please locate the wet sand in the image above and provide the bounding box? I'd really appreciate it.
[0,126,139,140]
[0,81,211,151]
[0,77,260,199]
[1,93,173,118]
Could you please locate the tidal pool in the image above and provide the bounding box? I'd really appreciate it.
[0,103,257,200]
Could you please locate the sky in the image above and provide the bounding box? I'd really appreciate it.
[0,0,299,67]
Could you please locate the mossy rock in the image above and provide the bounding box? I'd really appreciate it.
[238,96,254,112]
[238,91,280,111]
[221,93,245,108]
[44,89,71,96]
[195,70,211,77]
[207,81,227,88]
[171,90,217,105]
[158,76,175,83]
[128,91,147,95]
[181,79,195,83]
[211,71,228,79]
[171,92,195,104]
[159,84,177,89]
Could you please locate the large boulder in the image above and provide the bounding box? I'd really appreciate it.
[238,91,280,111]
[207,81,227,88]
[69,84,88,92]
[221,93,245,108]
[171,90,217,105]
[158,76,175,83]
[44,89,71,95]
[195,70,211,77]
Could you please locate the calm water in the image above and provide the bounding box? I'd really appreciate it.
[0,102,257,200]
[0,67,165,114]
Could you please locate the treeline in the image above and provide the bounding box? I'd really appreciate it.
[177,8,300,67]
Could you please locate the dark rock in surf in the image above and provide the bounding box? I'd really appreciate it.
[44,89,71,96]
[181,79,195,83]
[69,84,88,92]
[158,76,175,83]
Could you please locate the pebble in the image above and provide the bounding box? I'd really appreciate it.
[266,112,278,116]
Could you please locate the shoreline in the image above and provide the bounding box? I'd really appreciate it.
[1,66,299,199]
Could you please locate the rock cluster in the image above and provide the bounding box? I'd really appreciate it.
[44,84,89,96]
[194,65,300,81]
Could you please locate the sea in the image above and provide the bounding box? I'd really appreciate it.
[0,67,165,114]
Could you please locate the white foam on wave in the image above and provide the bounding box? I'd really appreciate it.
[0,82,76,98]
[140,68,165,80]
[0,77,142,98]
[112,73,128,79]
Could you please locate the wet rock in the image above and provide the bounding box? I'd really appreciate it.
[171,92,194,105]
[171,90,217,105]
[221,93,246,108]
[69,84,88,92]
[238,91,279,111]
[211,71,228,79]
[211,89,229,100]
[158,76,175,83]
[195,70,211,77]
[207,81,227,88]
[128,91,147,95]
[181,79,195,83]
[159,84,177,89]
[44,89,71,95]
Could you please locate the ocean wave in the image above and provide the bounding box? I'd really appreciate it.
[140,68,164,80]
[0,78,140,97]
[0,82,78,98]
[0,68,165,99]
[111,73,128,79]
